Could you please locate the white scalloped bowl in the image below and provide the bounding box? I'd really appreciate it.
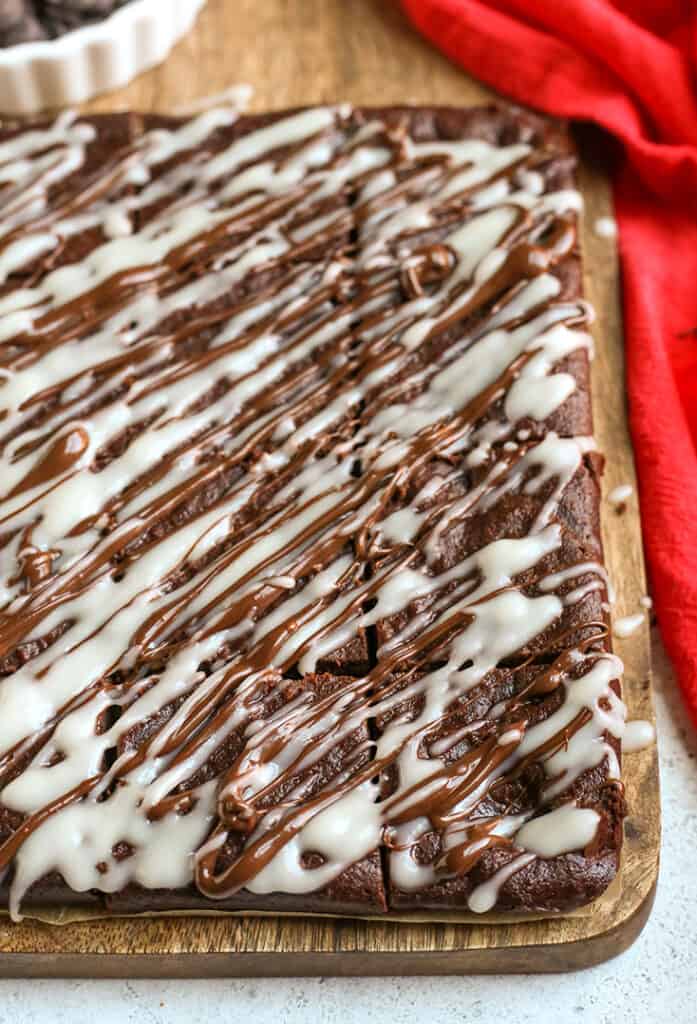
[0,0,207,116]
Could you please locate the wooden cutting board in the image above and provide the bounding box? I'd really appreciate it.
[0,0,660,976]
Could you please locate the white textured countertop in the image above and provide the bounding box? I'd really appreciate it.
[0,638,695,1024]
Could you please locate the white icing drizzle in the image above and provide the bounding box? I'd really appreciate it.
[608,483,633,505]
[467,853,536,913]
[0,102,623,918]
[513,803,599,857]
[622,720,655,752]
[594,216,617,239]
[613,613,645,638]
[172,84,254,116]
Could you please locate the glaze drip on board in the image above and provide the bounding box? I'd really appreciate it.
[0,104,628,918]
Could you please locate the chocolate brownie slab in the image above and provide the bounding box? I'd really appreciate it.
[0,2,132,48]
[0,102,626,919]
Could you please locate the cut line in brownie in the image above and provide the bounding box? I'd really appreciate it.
[0,101,626,920]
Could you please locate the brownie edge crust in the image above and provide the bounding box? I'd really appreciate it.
[0,102,626,920]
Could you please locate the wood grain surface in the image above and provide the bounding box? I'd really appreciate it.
[0,0,660,976]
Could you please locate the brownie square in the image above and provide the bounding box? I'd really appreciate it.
[376,655,624,913]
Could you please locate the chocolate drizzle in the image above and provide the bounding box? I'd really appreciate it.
[0,104,625,919]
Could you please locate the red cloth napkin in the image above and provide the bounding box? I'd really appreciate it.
[401,0,697,727]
